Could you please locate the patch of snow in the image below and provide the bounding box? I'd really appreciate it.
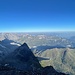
[10,42,21,46]
[33,46,37,48]
[4,64,9,66]
[67,45,71,47]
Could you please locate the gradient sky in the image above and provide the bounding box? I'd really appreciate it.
[0,0,75,32]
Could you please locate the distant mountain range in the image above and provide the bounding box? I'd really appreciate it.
[0,32,75,48]
[0,33,75,75]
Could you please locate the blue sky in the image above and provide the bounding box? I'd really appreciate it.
[0,0,75,32]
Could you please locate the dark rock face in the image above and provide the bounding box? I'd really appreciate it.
[0,43,69,75]
[0,38,19,53]
[0,65,69,75]
[2,43,41,70]
[41,66,69,75]
[14,43,35,62]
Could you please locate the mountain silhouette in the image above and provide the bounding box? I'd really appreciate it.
[1,43,68,75]
[2,43,41,70]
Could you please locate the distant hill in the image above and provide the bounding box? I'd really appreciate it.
[33,47,75,75]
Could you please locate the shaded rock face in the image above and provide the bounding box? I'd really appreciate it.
[0,38,20,53]
[42,66,57,75]
[14,43,35,62]
[2,43,41,70]
[41,66,69,75]
[0,65,69,75]
[0,43,68,75]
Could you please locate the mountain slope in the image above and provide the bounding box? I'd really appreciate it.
[2,43,41,71]
[0,43,68,75]
[34,48,75,75]
[0,38,20,52]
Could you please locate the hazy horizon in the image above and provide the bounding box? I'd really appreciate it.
[0,31,75,33]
